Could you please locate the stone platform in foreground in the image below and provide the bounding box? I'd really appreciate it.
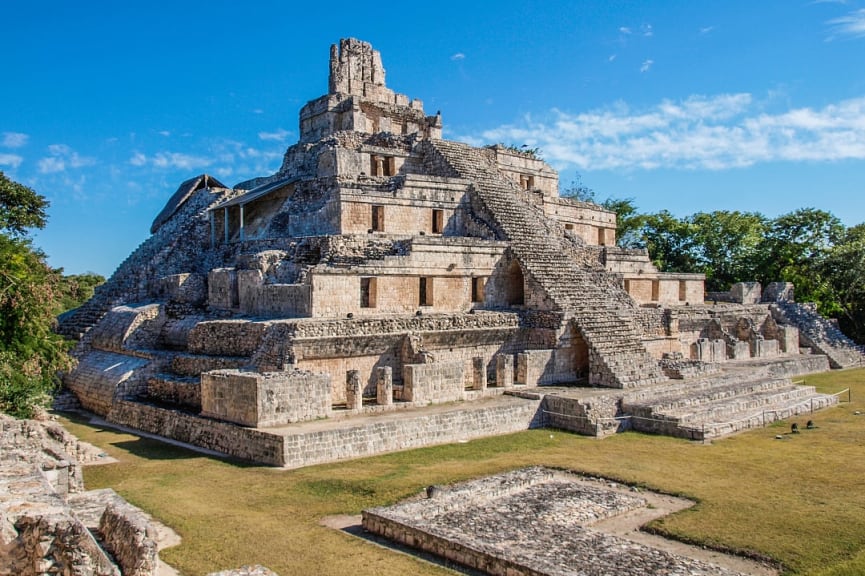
[362,467,775,576]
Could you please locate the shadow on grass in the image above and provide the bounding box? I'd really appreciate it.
[55,409,264,469]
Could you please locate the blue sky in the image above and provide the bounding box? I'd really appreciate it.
[3,0,865,276]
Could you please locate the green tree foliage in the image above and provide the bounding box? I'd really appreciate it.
[0,174,73,418]
[690,211,767,292]
[821,224,865,343]
[0,171,48,236]
[637,210,699,273]
[601,197,643,248]
[754,208,844,313]
[57,272,105,313]
[561,177,596,203]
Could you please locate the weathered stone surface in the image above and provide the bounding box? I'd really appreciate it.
[0,415,165,576]
[57,36,857,472]
[363,467,750,576]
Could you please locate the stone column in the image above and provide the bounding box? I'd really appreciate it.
[346,370,362,411]
[472,357,487,391]
[376,366,393,406]
[495,354,514,389]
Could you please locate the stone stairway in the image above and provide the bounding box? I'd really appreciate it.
[770,301,865,368]
[58,186,229,341]
[422,139,666,388]
[622,375,837,440]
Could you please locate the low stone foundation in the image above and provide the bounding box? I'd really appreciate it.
[362,467,751,576]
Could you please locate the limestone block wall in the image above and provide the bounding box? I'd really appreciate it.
[308,237,504,317]
[99,501,158,576]
[107,400,287,465]
[146,376,201,409]
[707,282,762,304]
[280,397,543,468]
[297,353,400,403]
[153,272,206,304]
[542,199,618,246]
[236,268,311,317]
[542,393,622,436]
[287,195,340,237]
[158,315,204,350]
[339,198,457,236]
[200,369,332,427]
[515,349,578,386]
[208,268,238,309]
[87,304,164,353]
[65,350,153,416]
[187,320,267,357]
[643,336,684,358]
[403,361,465,404]
[490,146,559,196]
[625,278,655,303]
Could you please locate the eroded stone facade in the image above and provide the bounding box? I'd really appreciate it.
[58,38,862,467]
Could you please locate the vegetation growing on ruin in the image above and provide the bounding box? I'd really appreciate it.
[61,367,865,576]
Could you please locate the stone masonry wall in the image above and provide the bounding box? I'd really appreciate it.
[200,369,332,427]
[107,400,287,465]
[280,397,543,468]
[403,361,465,404]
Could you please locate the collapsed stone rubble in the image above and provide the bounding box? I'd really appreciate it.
[0,413,160,576]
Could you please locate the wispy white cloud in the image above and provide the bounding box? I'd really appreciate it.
[618,24,652,38]
[38,157,65,173]
[151,152,212,170]
[640,59,654,73]
[826,8,865,39]
[258,128,292,142]
[699,26,715,35]
[0,153,23,168]
[472,94,865,171]
[450,52,466,61]
[129,152,147,166]
[158,130,171,137]
[38,144,96,173]
[2,132,28,148]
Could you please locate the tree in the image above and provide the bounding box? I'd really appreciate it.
[634,210,700,273]
[57,272,105,313]
[821,223,865,343]
[0,174,72,418]
[690,211,767,292]
[0,171,48,236]
[601,197,643,248]
[755,208,843,313]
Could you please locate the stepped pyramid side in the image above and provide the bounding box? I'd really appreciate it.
[56,38,855,467]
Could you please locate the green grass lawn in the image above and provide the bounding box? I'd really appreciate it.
[59,368,865,576]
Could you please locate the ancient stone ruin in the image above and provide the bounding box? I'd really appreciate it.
[363,467,774,576]
[59,38,864,467]
[0,413,163,576]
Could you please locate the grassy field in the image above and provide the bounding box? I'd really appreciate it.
[59,368,865,576]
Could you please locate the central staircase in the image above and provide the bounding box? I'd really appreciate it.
[423,139,666,388]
